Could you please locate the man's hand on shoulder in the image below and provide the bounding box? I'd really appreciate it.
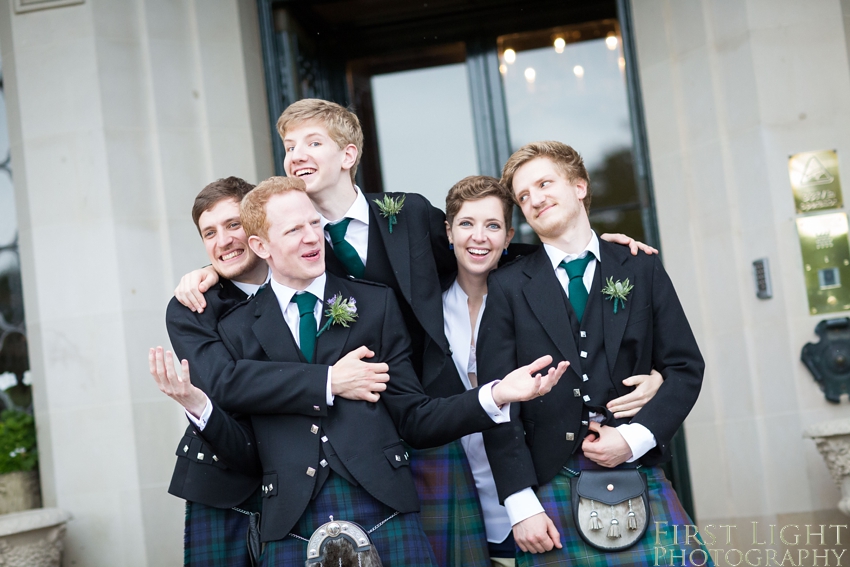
[581,422,632,468]
[513,512,563,554]
[330,346,390,403]
[600,233,658,256]
[175,266,220,313]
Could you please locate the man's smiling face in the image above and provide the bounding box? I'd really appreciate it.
[198,198,264,281]
[282,121,356,197]
[511,156,588,241]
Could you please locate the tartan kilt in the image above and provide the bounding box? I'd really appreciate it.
[184,489,262,567]
[517,454,714,567]
[260,472,437,567]
[408,440,490,567]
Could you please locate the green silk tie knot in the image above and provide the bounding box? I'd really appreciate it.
[324,218,365,278]
[559,253,594,324]
[292,292,319,363]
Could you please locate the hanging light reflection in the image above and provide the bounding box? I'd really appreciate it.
[503,48,516,64]
[554,37,565,54]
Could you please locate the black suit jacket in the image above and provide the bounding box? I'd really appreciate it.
[325,192,460,398]
[165,280,261,508]
[213,273,497,541]
[478,241,704,502]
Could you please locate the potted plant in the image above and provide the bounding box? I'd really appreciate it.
[0,407,40,514]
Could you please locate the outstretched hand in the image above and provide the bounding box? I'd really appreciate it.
[600,233,658,256]
[492,355,569,406]
[149,346,208,418]
[174,266,220,313]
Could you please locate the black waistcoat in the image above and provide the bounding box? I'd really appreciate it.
[562,265,628,441]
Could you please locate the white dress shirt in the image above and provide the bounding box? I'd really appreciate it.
[320,186,370,266]
[444,280,514,543]
[503,232,657,527]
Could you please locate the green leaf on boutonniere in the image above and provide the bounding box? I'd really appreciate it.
[601,277,634,314]
[316,293,358,338]
[373,194,405,234]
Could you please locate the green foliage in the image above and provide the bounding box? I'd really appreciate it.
[0,410,37,474]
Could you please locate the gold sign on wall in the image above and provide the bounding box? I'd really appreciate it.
[796,212,850,314]
[789,150,843,213]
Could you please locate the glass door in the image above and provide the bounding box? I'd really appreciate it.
[498,20,645,242]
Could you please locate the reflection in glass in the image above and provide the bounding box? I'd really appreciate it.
[371,63,479,210]
[0,53,31,413]
[498,21,644,242]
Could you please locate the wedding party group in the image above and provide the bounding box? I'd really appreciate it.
[148,98,710,567]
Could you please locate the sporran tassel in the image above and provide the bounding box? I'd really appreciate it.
[627,499,638,530]
[608,517,621,539]
[588,501,604,530]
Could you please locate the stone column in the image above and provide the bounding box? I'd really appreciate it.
[0,0,272,565]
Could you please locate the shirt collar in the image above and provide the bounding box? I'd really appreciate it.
[231,268,271,297]
[269,272,327,306]
[320,186,370,229]
[543,231,600,271]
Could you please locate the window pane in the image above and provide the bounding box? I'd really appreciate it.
[498,21,642,236]
[371,63,479,209]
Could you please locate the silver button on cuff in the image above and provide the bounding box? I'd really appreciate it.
[320,459,328,467]
[580,351,588,358]
[306,467,316,477]
[566,432,575,441]
[196,453,204,460]
[573,389,581,397]
[583,395,591,402]
[582,374,589,382]
[310,424,319,434]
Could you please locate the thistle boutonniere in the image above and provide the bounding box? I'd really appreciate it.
[373,195,405,233]
[601,277,634,314]
[316,293,358,337]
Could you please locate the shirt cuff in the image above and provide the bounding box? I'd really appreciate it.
[326,366,335,406]
[185,394,213,431]
[617,422,657,462]
[479,381,510,423]
[504,487,546,526]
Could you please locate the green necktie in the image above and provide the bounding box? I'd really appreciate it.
[292,292,319,363]
[325,218,365,278]
[559,253,594,324]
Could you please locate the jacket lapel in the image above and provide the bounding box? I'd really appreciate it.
[522,248,581,369]
[251,287,304,363]
[367,194,412,304]
[315,273,354,366]
[598,240,635,374]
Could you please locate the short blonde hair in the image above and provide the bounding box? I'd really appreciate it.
[240,176,307,240]
[445,176,514,231]
[500,141,592,214]
[277,99,363,182]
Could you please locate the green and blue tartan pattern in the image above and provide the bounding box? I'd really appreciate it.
[183,489,262,567]
[259,472,437,566]
[517,455,714,567]
[408,440,491,567]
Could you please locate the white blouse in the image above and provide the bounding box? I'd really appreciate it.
[443,279,512,543]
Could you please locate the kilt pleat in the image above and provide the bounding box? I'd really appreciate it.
[517,454,714,567]
[184,490,261,567]
[259,472,437,567]
[408,440,490,567]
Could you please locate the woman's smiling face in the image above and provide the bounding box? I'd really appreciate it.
[447,195,514,279]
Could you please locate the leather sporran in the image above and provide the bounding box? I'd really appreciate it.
[569,469,649,552]
[304,519,383,567]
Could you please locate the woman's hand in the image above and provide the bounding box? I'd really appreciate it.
[606,368,663,418]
